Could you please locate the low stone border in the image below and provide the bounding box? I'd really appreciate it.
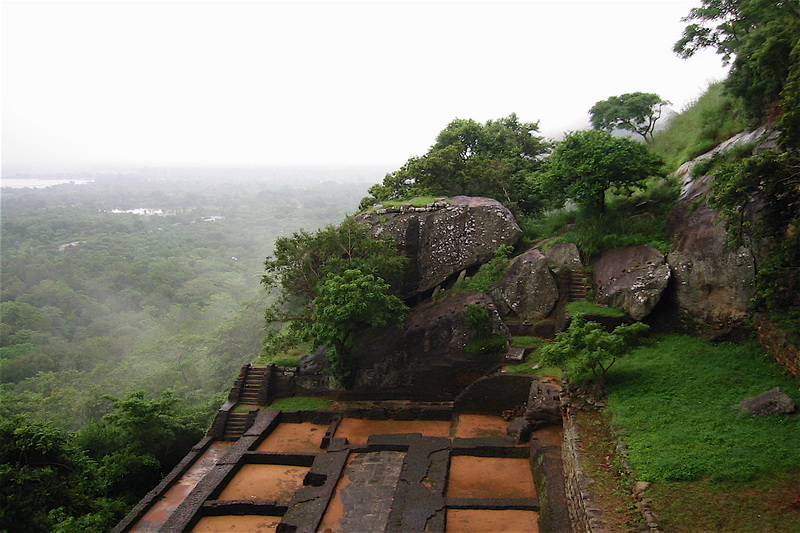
[561,400,609,533]
[110,435,218,533]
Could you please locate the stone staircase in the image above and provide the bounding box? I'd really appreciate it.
[568,269,588,302]
[237,365,270,405]
[222,411,253,441]
[219,365,271,440]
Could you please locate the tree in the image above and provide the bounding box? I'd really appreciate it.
[542,130,664,214]
[261,218,409,380]
[307,269,408,386]
[363,114,550,215]
[674,0,800,120]
[262,216,407,302]
[589,92,671,143]
[0,415,97,532]
[539,317,650,396]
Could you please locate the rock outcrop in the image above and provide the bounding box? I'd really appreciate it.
[358,196,522,298]
[661,127,782,327]
[349,292,507,400]
[738,388,797,416]
[592,245,671,320]
[543,242,583,270]
[666,178,756,326]
[493,248,559,320]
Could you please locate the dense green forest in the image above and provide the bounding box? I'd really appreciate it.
[0,171,374,530]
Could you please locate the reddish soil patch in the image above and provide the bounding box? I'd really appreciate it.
[447,456,536,499]
[454,414,510,439]
[132,441,232,532]
[445,509,540,532]
[190,515,281,532]
[256,422,328,453]
[217,464,309,502]
[333,418,452,446]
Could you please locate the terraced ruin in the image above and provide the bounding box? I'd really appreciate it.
[114,367,575,532]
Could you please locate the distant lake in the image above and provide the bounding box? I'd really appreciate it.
[1,178,94,189]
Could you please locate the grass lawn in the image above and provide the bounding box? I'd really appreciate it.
[597,335,800,531]
[267,397,332,411]
[566,300,626,317]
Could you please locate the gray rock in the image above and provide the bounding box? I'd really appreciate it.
[298,346,329,375]
[667,201,755,325]
[592,245,670,320]
[493,248,558,320]
[738,387,797,416]
[543,242,583,270]
[350,292,507,399]
[358,196,522,298]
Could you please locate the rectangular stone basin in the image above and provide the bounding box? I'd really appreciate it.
[454,414,511,439]
[334,418,452,445]
[446,509,540,532]
[447,456,536,499]
[256,422,328,453]
[191,515,282,532]
[216,464,309,502]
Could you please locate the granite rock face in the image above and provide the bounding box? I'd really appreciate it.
[543,242,583,270]
[592,245,671,320]
[350,292,507,400]
[667,186,756,326]
[493,248,559,320]
[357,196,522,298]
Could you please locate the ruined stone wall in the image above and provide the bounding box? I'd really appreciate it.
[561,404,609,533]
[755,315,800,379]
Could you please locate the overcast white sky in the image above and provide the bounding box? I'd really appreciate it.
[2,0,729,175]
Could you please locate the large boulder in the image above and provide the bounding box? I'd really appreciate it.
[492,248,559,319]
[357,196,522,298]
[667,198,756,326]
[349,292,507,400]
[543,242,583,270]
[592,245,671,320]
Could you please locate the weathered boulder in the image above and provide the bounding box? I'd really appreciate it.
[357,196,522,298]
[667,200,756,326]
[543,242,583,270]
[349,292,507,400]
[492,248,559,319]
[738,388,797,416]
[592,245,671,320]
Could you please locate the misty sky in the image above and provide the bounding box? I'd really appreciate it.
[2,0,729,174]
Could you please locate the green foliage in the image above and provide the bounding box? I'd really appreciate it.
[308,269,408,386]
[605,335,800,483]
[674,0,800,121]
[267,397,332,410]
[462,303,493,338]
[462,302,507,356]
[262,215,408,302]
[452,245,513,294]
[566,300,626,318]
[0,415,97,532]
[542,130,665,215]
[539,317,650,395]
[363,114,550,215]
[589,92,671,143]
[377,196,443,208]
[709,149,800,322]
[651,82,748,171]
[76,390,206,498]
[525,178,677,258]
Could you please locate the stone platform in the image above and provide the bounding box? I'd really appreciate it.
[114,406,571,532]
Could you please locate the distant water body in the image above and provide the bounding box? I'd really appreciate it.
[1,178,94,189]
